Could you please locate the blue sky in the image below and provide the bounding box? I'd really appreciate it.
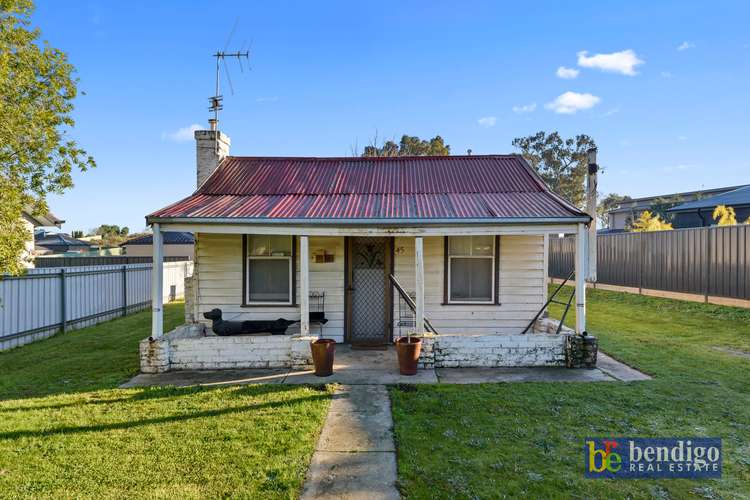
[37,0,750,233]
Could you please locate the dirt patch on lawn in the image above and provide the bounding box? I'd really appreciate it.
[712,346,750,360]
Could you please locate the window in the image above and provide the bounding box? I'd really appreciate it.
[245,235,294,304]
[446,236,496,304]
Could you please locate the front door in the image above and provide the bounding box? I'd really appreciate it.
[345,237,393,346]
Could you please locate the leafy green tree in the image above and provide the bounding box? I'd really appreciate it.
[512,131,596,208]
[0,0,95,273]
[94,225,129,237]
[598,193,632,228]
[362,134,450,157]
[649,195,683,223]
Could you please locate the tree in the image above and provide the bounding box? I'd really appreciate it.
[512,131,596,209]
[598,193,632,228]
[361,134,450,157]
[94,224,129,237]
[712,205,737,226]
[649,195,683,223]
[92,224,129,247]
[0,0,95,274]
[630,210,673,232]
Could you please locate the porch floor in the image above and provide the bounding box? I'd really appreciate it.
[122,347,648,388]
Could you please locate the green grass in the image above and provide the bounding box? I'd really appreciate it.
[390,288,750,499]
[0,303,332,499]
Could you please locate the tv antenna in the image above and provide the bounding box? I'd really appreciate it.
[208,18,251,135]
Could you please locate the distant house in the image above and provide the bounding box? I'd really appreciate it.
[120,231,194,259]
[21,209,64,267]
[606,185,747,231]
[34,231,93,255]
[668,185,750,227]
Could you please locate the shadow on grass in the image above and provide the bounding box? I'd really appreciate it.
[0,384,331,441]
[0,379,330,411]
[0,303,186,402]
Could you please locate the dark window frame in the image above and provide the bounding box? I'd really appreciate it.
[241,235,297,307]
[442,235,501,306]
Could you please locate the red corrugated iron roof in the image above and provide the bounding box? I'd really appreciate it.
[148,155,588,223]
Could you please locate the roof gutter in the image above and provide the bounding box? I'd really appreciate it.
[146,215,591,226]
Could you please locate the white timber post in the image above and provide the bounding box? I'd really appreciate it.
[299,235,310,337]
[575,223,587,335]
[151,223,164,339]
[415,236,425,333]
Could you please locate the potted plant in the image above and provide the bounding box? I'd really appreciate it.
[395,330,422,375]
[310,338,336,377]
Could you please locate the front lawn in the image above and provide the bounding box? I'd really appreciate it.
[0,303,331,499]
[391,288,750,499]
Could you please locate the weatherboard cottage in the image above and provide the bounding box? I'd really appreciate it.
[140,126,594,373]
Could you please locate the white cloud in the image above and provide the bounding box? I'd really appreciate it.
[556,66,579,79]
[545,92,601,114]
[677,135,688,142]
[602,107,620,117]
[511,103,537,114]
[477,116,497,127]
[677,41,695,51]
[577,49,644,76]
[660,71,673,79]
[162,123,201,143]
[256,96,279,103]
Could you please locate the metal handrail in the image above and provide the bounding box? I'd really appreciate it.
[388,274,438,334]
[521,269,576,335]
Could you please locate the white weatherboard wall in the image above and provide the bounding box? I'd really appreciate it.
[392,235,546,335]
[194,234,345,342]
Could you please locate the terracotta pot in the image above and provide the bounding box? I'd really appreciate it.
[310,339,336,377]
[395,337,422,376]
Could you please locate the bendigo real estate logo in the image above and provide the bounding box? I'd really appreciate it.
[585,438,722,479]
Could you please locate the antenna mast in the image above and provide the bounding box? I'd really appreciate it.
[208,50,249,131]
[207,18,250,151]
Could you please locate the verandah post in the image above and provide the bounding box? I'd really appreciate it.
[415,236,425,333]
[575,223,587,334]
[151,223,164,339]
[299,235,310,337]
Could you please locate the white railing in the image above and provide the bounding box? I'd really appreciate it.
[0,261,193,351]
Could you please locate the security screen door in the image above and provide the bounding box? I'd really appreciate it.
[346,237,392,346]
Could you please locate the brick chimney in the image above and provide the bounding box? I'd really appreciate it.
[195,123,230,188]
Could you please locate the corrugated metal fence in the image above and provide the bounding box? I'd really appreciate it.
[549,225,750,301]
[0,261,193,351]
[34,255,190,268]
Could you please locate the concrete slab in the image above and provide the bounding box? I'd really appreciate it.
[596,353,652,381]
[317,385,395,452]
[436,366,615,384]
[284,368,438,385]
[121,346,649,388]
[300,385,400,500]
[301,451,399,500]
[119,368,289,388]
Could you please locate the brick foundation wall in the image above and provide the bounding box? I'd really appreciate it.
[139,323,315,373]
[416,332,566,369]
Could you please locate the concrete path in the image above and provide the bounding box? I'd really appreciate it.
[596,352,652,381]
[300,385,400,500]
[123,346,648,388]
